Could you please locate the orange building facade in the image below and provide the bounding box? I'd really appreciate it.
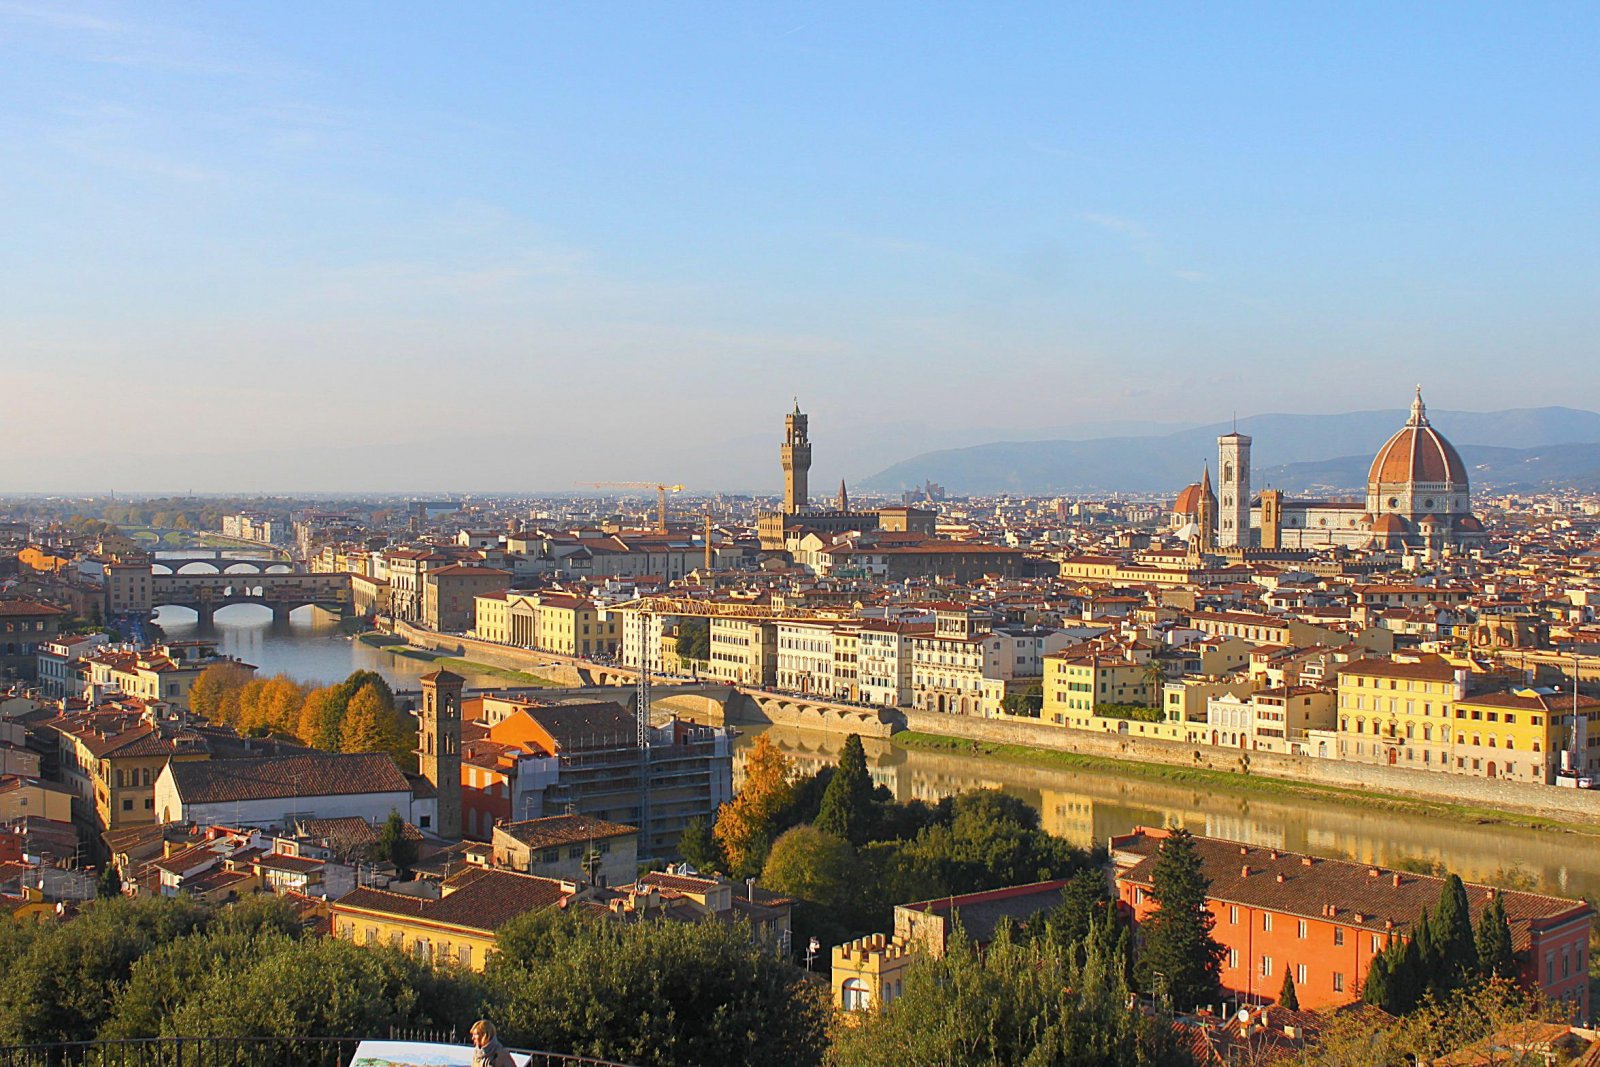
[1112,827,1593,1020]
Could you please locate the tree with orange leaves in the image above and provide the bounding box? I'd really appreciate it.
[712,734,794,877]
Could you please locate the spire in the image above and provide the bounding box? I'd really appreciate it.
[793,395,802,415]
[1200,461,1212,492]
[1409,385,1428,426]
[837,479,849,513]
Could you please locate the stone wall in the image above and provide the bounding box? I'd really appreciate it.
[386,619,627,687]
[898,709,1600,825]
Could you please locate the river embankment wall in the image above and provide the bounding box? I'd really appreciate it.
[382,621,891,736]
[376,619,1599,823]
[897,708,1600,826]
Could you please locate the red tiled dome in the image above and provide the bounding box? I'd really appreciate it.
[1454,515,1484,533]
[1368,389,1468,487]
[1173,483,1203,515]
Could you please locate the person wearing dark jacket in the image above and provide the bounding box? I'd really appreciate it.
[470,1019,516,1067]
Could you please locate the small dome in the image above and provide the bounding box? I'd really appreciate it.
[1454,515,1484,533]
[1371,514,1412,535]
[1368,388,1468,487]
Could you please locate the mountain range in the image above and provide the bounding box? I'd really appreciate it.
[859,407,1600,496]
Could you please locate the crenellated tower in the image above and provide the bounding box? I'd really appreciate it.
[781,400,812,514]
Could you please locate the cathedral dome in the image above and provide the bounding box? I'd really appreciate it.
[1173,482,1205,516]
[1367,388,1468,487]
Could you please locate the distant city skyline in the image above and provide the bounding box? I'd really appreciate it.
[2,3,1596,492]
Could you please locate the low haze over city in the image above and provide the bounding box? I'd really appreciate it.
[3,5,1600,1067]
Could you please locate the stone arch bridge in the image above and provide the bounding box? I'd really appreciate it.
[150,571,353,624]
[151,557,298,575]
[425,681,895,738]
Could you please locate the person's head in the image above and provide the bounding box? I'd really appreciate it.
[470,1020,496,1048]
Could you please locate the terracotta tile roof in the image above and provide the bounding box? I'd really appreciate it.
[0,600,66,617]
[528,702,637,752]
[294,815,422,854]
[166,752,411,805]
[334,867,570,933]
[1114,830,1591,951]
[496,814,637,850]
[637,872,719,894]
[1339,655,1459,682]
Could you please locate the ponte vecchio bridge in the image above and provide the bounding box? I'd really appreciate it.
[110,560,353,624]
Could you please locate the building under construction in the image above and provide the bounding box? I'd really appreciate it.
[452,688,735,862]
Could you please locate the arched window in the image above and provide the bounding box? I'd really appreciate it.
[841,978,872,1012]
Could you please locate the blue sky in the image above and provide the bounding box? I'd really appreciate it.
[2,3,1597,491]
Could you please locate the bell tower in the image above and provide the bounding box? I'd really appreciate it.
[1194,463,1217,549]
[418,669,463,840]
[781,400,812,515]
[1217,426,1252,548]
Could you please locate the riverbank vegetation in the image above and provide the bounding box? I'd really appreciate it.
[693,734,1099,964]
[893,730,1600,838]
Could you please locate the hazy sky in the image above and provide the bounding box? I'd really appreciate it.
[3,3,1597,492]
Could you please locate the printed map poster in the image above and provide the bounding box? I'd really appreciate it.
[348,1040,532,1066]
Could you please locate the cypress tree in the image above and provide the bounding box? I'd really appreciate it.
[1431,874,1479,992]
[1362,949,1393,1010]
[1133,827,1226,1011]
[1390,934,1423,1014]
[1413,905,1438,989]
[1475,893,1515,981]
[813,734,876,846]
[1278,967,1299,1011]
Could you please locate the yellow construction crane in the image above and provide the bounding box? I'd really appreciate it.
[577,481,684,533]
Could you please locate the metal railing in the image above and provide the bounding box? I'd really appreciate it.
[0,1037,639,1067]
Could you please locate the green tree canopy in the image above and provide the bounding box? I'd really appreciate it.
[1475,892,1515,981]
[677,815,723,872]
[831,921,1181,1067]
[0,896,211,1044]
[488,910,828,1067]
[1431,874,1479,993]
[813,733,876,845]
[1133,827,1225,1012]
[373,810,418,876]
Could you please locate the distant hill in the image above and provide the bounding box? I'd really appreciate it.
[1261,442,1600,495]
[859,407,1600,495]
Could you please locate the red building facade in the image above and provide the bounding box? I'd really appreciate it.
[1112,827,1592,1020]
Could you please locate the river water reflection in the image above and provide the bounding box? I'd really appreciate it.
[740,726,1600,903]
[151,604,511,691]
[154,599,1600,903]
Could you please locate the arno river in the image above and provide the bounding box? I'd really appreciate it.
[155,600,1600,903]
